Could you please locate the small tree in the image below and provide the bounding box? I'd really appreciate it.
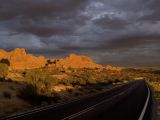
[0,59,10,66]
[24,69,56,96]
[0,63,9,79]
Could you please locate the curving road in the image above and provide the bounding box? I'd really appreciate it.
[2,80,152,120]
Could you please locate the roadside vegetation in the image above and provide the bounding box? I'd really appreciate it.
[0,63,9,80]
[0,65,160,117]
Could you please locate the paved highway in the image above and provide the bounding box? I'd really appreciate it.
[2,80,152,120]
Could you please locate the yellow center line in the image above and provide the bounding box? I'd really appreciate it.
[61,84,138,120]
[62,91,127,120]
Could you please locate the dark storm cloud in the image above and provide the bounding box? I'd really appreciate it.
[0,0,89,37]
[94,15,128,29]
[17,23,72,37]
[0,0,88,20]
[139,0,160,22]
[104,35,160,50]
[53,35,160,52]
[0,0,160,66]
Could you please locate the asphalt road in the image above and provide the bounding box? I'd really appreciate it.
[2,80,152,120]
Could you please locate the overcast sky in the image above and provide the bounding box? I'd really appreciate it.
[0,0,160,66]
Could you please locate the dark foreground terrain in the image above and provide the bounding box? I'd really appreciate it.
[2,80,152,120]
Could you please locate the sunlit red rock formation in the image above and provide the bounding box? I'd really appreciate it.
[51,54,103,69]
[0,48,46,70]
[48,54,122,71]
[0,49,9,58]
[0,48,122,71]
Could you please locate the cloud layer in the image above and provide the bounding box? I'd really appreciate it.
[0,0,160,66]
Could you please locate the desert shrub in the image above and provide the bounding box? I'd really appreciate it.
[78,88,84,91]
[19,69,63,105]
[149,82,160,98]
[86,79,97,84]
[0,58,10,66]
[24,69,44,84]
[24,69,56,95]
[58,78,73,85]
[74,92,80,96]
[41,101,49,106]
[98,80,111,86]
[9,86,15,90]
[67,88,73,94]
[18,84,61,105]
[3,91,12,99]
[45,60,53,67]
[79,79,87,85]
[51,92,61,103]
[0,63,9,79]
[52,69,61,75]
[17,84,37,100]
[95,87,103,91]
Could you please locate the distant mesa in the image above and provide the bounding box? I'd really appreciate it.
[0,48,122,71]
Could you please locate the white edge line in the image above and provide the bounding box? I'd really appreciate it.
[138,86,150,120]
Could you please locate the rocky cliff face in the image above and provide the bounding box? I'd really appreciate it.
[0,48,46,70]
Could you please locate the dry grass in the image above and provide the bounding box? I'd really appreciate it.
[149,82,160,92]
[0,81,32,117]
[2,91,12,99]
[149,82,160,98]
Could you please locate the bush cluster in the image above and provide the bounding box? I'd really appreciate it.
[0,63,9,79]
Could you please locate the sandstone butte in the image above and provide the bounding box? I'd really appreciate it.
[48,54,122,71]
[0,48,122,71]
[0,48,46,70]
[51,54,103,69]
